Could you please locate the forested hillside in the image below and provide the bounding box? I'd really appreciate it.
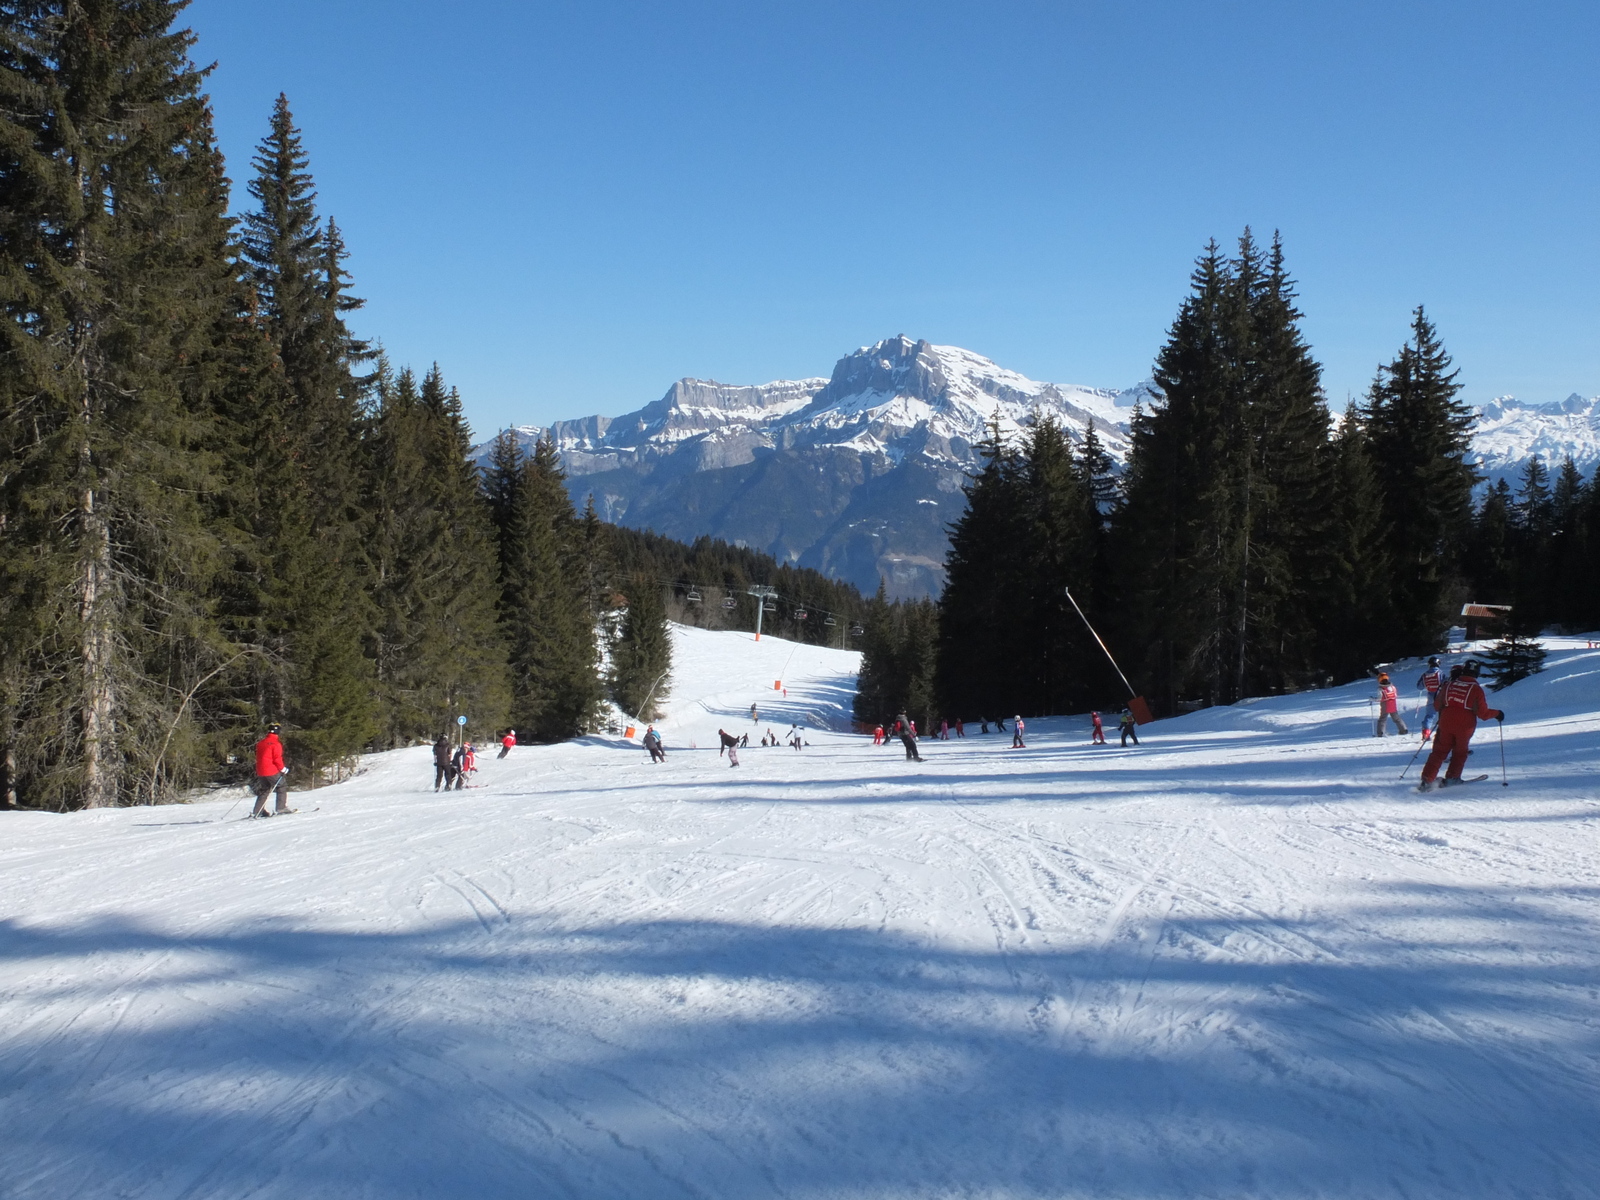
[859,234,1600,730]
[0,5,864,810]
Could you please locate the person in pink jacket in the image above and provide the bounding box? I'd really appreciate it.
[1374,673,1408,737]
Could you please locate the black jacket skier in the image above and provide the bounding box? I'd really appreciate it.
[433,736,454,791]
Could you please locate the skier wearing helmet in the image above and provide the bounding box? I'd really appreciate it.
[250,722,292,818]
[1415,656,1444,741]
[1418,659,1504,791]
[1374,672,1408,737]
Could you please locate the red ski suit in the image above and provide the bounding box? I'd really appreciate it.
[1421,677,1501,785]
[254,732,284,777]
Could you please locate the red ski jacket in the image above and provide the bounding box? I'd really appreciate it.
[1434,677,1500,725]
[255,732,284,777]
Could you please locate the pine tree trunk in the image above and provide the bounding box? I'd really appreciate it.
[78,469,116,809]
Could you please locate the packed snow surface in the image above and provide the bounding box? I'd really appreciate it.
[6,626,1600,1198]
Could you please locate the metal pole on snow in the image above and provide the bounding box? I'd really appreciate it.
[1063,586,1136,699]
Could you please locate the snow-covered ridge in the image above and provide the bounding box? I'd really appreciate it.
[1472,393,1600,487]
[477,336,1148,478]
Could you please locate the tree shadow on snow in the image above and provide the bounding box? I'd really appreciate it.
[2,883,1598,1200]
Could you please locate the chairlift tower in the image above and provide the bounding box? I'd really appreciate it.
[747,585,778,642]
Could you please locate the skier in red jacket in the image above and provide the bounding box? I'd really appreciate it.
[498,729,516,759]
[250,722,291,817]
[1418,660,1504,791]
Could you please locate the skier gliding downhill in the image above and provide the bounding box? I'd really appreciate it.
[1418,659,1504,791]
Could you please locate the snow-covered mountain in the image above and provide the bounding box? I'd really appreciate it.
[1471,393,1600,488]
[477,336,1149,599]
[479,337,1595,598]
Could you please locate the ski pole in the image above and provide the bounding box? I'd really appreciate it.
[1498,719,1508,787]
[1399,738,1426,781]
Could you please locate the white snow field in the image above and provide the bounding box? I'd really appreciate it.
[5,626,1600,1199]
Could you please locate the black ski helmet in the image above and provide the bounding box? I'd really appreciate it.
[1428,656,1440,667]
[1461,659,1481,676]
[266,721,281,734]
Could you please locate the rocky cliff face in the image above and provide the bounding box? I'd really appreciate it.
[477,338,1595,598]
[477,337,1147,599]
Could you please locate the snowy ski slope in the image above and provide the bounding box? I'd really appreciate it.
[4,627,1600,1199]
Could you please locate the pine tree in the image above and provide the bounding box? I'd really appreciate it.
[1076,424,1118,519]
[1547,457,1589,629]
[935,419,1024,721]
[1108,231,1332,708]
[609,582,672,721]
[492,436,601,741]
[1481,632,1546,691]
[235,93,377,776]
[0,2,246,807]
[1020,414,1097,713]
[1320,415,1391,681]
[1467,480,1515,606]
[1115,239,1241,710]
[1359,307,1476,656]
[854,582,899,726]
[363,364,509,746]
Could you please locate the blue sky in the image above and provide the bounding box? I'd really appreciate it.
[188,0,1597,435]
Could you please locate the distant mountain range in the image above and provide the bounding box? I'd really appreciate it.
[474,336,1597,599]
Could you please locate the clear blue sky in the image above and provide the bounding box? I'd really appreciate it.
[188,0,1598,435]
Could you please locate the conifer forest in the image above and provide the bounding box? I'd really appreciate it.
[5,6,1598,808]
[861,235,1600,731]
[0,5,860,810]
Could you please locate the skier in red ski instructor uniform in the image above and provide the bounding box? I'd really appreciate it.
[1418,659,1504,791]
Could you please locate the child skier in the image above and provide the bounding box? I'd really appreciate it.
[498,729,516,759]
[1418,659,1504,791]
[1012,715,1026,748]
[1415,656,1443,741]
[1119,709,1139,746]
[1374,673,1408,736]
[1091,711,1106,744]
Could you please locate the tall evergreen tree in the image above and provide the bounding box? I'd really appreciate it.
[609,582,671,721]
[0,1,244,807]
[1109,231,1331,709]
[1020,414,1098,713]
[1546,457,1588,629]
[363,364,509,746]
[490,436,601,741]
[1359,307,1476,656]
[235,93,376,774]
[935,419,1024,721]
[1320,415,1391,681]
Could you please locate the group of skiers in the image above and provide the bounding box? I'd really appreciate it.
[243,646,1508,814]
[1088,709,1140,746]
[431,735,480,791]
[1409,657,1506,791]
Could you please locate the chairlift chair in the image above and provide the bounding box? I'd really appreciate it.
[850,624,864,637]
[686,590,703,604]
[794,609,808,620]
[823,615,837,626]
[762,601,777,612]
[722,597,737,610]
